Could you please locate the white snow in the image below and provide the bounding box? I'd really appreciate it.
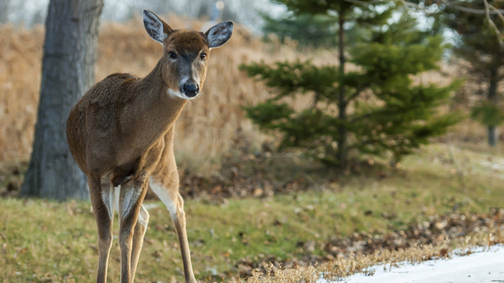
[320,245,504,283]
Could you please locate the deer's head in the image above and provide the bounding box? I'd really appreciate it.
[143,10,233,100]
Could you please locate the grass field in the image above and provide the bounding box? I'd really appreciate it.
[1,142,503,282]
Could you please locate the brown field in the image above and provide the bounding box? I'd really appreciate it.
[0,15,494,176]
[0,15,344,175]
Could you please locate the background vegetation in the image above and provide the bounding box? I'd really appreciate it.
[1,1,504,282]
[0,14,492,175]
[242,5,463,167]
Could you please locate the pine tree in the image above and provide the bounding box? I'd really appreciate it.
[439,1,504,146]
[241,1,462,167]
[262,13,339,47]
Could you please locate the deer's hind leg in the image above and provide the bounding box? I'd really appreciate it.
[89,176,115,283]
[117,178,149,283]
[130,203,149,281]
[113,186,150,282]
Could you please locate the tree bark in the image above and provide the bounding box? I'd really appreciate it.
[336,8,347,168]
[21,0,104,200]
[488,126,497,146]
[0,0,10,24]
[488,68,498,147]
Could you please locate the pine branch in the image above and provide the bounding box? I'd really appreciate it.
[397,0,420,10]
[350,109,384,123]
[355,0,504,45]
[394,0,504,46]
[441,0,504,15]
[344,0,384,5]
[346,85,367,104]
[484,0,504,46]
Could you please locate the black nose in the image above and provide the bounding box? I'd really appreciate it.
[183,82,199,98]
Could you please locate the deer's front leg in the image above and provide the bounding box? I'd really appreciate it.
[118,179,148,283]
[150,176,197,283]
[171,193,196,283]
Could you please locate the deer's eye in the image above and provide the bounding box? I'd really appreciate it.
[200,53,207,60]
[168,51,178,59]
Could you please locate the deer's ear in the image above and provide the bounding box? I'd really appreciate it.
[204,21,233,48]
[143,10,173,44]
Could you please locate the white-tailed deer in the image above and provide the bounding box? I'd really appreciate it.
[66,10,233,283]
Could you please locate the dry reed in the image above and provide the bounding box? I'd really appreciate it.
[0,15,339,175]
[0,15,485,176]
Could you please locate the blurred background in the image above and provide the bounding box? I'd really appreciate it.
[1,0,283,31]
[1,0,504,282]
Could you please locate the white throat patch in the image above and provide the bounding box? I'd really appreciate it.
[167,88,195,100]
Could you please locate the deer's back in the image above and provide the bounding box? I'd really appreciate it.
[66,73,140,175]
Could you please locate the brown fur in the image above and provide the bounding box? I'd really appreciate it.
[67,59,190,183]
[66,11,229,283]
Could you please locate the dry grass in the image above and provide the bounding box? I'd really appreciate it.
[0,14,492,176]
[0,25,44,165]
[319,228,504,280]
[0,15,336,175]
[229,228,504,283]
[233,264,319,283]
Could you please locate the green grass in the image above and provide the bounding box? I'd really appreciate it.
[1,142,504,282]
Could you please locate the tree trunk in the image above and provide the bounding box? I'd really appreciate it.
[336,9,347,167]
[488,68,498,147]
[21,0,104,200]
[488,126,497,146]
[0,0,10,24]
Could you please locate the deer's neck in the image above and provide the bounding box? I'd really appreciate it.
[131,59,187,140]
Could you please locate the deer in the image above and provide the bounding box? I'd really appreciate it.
[66,10,233,283]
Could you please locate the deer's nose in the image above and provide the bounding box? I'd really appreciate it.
[182,81,199,98]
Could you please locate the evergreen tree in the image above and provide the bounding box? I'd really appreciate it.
[262,13,339,47]
[261,11,372,48]
[439,1,504,146]
[241,1,462,167]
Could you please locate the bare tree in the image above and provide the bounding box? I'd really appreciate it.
[21,0,104,200]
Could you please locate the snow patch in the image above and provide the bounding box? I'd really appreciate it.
[320,245,504,283]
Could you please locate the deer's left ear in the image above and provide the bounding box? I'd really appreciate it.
[204,21,233,48]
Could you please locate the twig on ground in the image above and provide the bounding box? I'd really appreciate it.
[446,133,466,191]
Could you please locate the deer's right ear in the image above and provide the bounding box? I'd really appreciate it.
[143,10,173,44]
